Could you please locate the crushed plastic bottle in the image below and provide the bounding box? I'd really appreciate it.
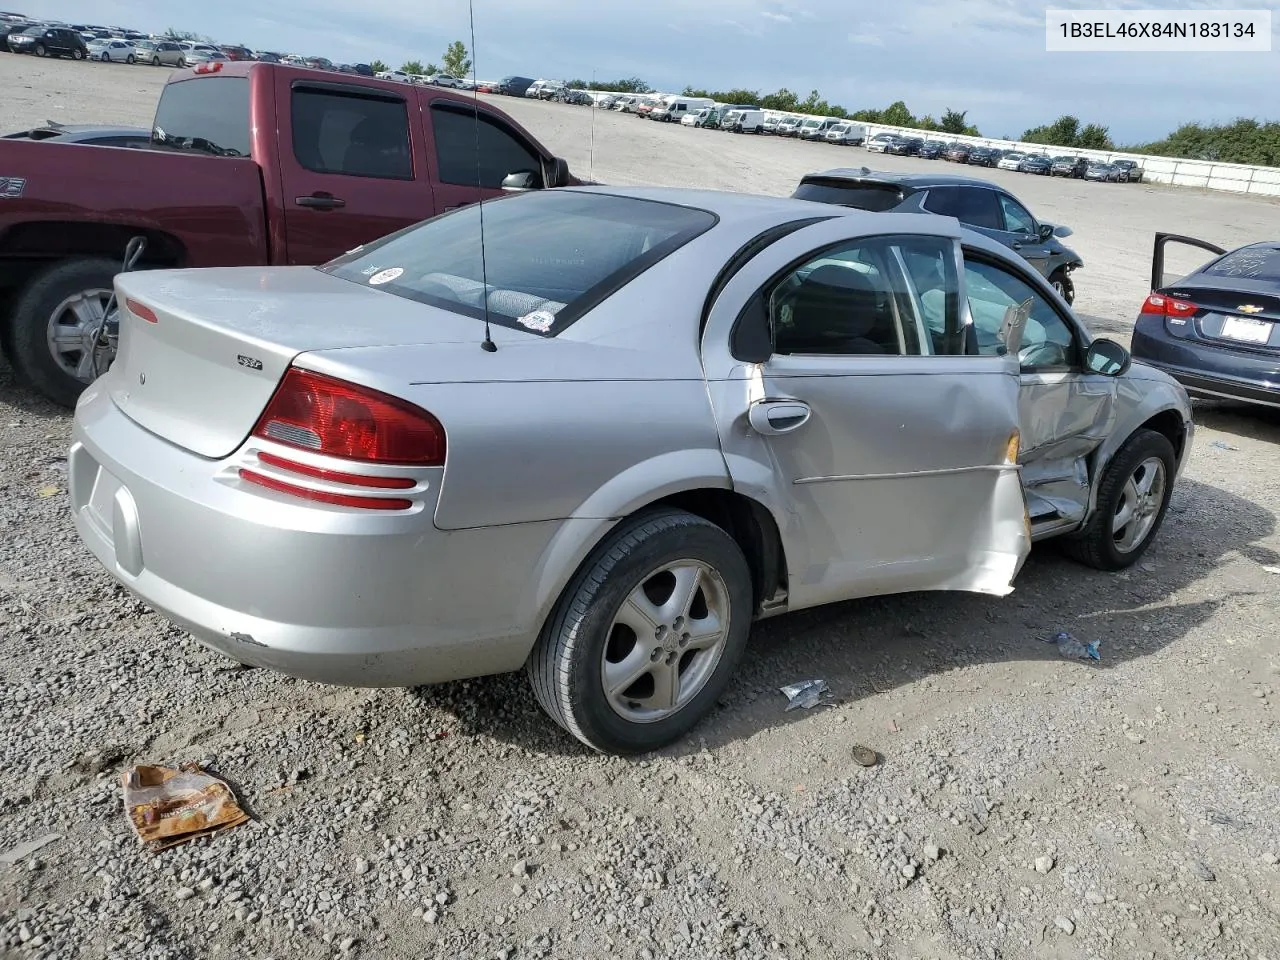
[1042,630,1101,660]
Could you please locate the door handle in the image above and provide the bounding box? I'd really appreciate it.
[295,193,346,209]
[1011,241,1023,249]
[748,400,811,435]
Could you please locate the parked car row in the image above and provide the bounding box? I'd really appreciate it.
[0,14,374,74]
[862,134,1147,182]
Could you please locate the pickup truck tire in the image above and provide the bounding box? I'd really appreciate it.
[10,258,119,409]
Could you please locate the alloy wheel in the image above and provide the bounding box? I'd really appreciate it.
[45,287,114,382]
[601,559,732,723]
[1111,457,1167,553]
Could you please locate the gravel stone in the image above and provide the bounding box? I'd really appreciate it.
[1034,856,1055,874]
[1055,916,1076,935]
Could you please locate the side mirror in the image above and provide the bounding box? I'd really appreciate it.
[1052,224,1074,238]
[1038,223,1054,242]
[501,170,537,192]
[544,156,570,188]
[1084,338,1131,376]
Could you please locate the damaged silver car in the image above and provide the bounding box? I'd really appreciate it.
[68,187,1193,755]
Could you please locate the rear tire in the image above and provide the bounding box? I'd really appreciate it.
[1063,429,1177,571]
[71,48,84,60]
[9,257,121,409]
[527,509,753,754]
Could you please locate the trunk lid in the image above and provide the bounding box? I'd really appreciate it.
[1162,277,1280,353]
[108,267,505,459]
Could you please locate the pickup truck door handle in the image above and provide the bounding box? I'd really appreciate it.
[295,193,346,210]
[748,399,812,435]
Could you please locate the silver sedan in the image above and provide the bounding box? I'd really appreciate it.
[68,186,1193,754]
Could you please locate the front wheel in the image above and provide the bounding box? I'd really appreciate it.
[35,43,46,56]
[1063,429,1177,571]
[527,509,753,754]
[100,52,109,61]
[152,55,161,65]
[126,54,135,63]
[1049,268,1075,305]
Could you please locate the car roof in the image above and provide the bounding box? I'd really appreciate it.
[798,167,1016,191]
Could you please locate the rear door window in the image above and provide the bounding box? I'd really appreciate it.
[291,87,413,179]
[953,188,1003,230]
[430,104,543,188]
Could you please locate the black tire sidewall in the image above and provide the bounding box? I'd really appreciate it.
[539,511,753,754]
[10,258,121,408]
[1087,430,1177,569]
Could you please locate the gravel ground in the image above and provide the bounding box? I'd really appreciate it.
[2,55,1279,960]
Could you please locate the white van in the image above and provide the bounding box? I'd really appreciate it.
[726,108,765,133]
[650,96,714,122]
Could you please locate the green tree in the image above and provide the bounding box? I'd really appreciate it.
[441,40,471,77]
[401,60,424,75]
[760,88,800,111]
[916,115,941,131]
[940,108,969,135]
[370,59,388,74]
[1078,123,1113,150]
[1127,118,1280,165]
[879,100,915,127]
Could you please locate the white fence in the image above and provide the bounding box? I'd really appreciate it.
[852,122,1280,198]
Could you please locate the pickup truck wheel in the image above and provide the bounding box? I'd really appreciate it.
[10,258,120,408]
[527,508,753,754]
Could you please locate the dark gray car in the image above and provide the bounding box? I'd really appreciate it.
[1,121,151,147]
[791,168,1084,303]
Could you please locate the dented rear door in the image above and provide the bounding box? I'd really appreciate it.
[698,216,1033,612]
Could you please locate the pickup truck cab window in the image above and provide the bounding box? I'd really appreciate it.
[291,87,413,180]
[430,103,544,189]
[151,76,251,157]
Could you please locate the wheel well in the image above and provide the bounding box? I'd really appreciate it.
[0,221,186,291]
[649,488,787,610]
[1139,408,1188,459]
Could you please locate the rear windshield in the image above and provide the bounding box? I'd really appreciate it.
[1202,246,1280,283]
[791,180,904,212]
[151,76,250,157]
[320,190,718,336]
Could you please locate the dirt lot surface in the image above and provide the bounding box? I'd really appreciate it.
[1,56,1279,960]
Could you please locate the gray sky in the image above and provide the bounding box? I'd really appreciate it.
[24,0,1280,143]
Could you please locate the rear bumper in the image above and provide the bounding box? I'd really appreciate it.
[1131,319,1280,408]
[68,383,565,687]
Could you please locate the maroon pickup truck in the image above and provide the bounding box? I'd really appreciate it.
[0,60,579,407]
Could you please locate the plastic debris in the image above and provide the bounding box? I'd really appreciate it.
[851,744,879,767]
[1263,565,1280,575]
[779,679,831,711]
[1041,630,1101,661]
[123,762,249,853]
[1209,440,1238,451]
[0,834,60,866]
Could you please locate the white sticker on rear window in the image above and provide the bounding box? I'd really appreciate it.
[517,309,555,332]
[368,267,403,285]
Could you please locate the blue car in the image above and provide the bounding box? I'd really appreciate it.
[1130,233,1280,409]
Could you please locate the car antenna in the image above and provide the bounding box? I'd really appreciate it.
[588,69,596,181]
[468,0,497,353]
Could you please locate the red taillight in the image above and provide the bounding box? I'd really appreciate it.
[1141,293,1198,317]
[126,298,158,323]
[237,469,413,511]
[251,368,445,465]
[255,450,415,489]
[194,60,223,73]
